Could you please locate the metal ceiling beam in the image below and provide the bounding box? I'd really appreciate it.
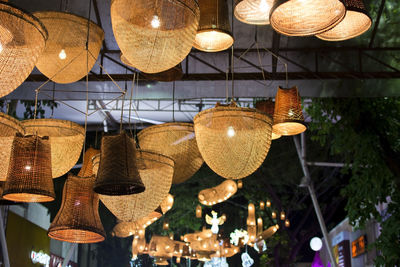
[369,0,386,48]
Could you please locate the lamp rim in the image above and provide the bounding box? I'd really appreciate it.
[2,192,54,203]
[234,0,271,25]
[48,228,105,243]
[193,28,234,52]
[33,10,103,30]
[137,122,194,137]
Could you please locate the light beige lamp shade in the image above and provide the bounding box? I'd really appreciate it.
[316,0,371,41]
[255,99,281,140]
[22,119,85,178]
[160,194,174,214]
[270,0,346,36]
[194,103,272,179]
[0,2,47,98]
[198,179,238,206]
[111,0,199,73]
[234,0,274,25]
[34,11,104,83]
[194,0,234,52]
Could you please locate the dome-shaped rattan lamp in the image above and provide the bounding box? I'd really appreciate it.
[48,173,105,243]
[194,103,272,179]
[270,0,346,36]
[0,1,47,98]
[111,0,199,73]
[316,0,371,41]
[255,100,281,140]
[2,134,55,202]
[34,11,104,84]
[234,0,274,25]
[137,122,204,184]
[194,0,234,52]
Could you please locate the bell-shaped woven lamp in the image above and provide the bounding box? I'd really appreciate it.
[194,0,234,52]
[48,173,105,243]
[194,103,272,179]
[316,0,371,41]
[34,11,104,83]
[95,131,145,195]
[3,134,55,202]
[273,86,306,136]
[0,2,47,98]
[22,119,85,178]
[255,100,281,140]
[137,122,204,184]
[234,0,274,25]
[111,0,199,73]
[270,0,346,36]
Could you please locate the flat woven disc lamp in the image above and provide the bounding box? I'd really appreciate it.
[234,0,274,25]
[316,0,372,41]
[194,0,234,52]
[270,0,346,36]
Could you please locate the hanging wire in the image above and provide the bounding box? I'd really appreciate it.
[119,70,128,133]
[172,81,175,122]
[128,72,136,137]
[50,82,56,118]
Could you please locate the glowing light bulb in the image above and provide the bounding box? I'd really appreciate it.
[259,0,269,13]
[25,165,31,171]
[310,237,323,251]
[59,49,67,60]
[0,42,3,53]
[151,15,161,28]
[227,126,235,137]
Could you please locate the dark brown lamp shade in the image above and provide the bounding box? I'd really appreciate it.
[255,100,281,140]
[3,134,55,203]
[48,173,105,243]
[234,0,274,25]
[78,148,99,178]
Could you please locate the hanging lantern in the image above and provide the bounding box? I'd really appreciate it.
[112,221,137,238]
[34,11,104,83]
[255,100,281,140]
[194,0,234,52]
[163,220,170,230]
[257,217,263,234]
[194,103,272,179]
[273,86,306,136]
[111,0,199,73]
[316,0,372,41]
[280,211,286,220]
[78,148,100,177]
[285,219,290,228]
[234,0,274,25]
[247,203,256,226]
[196,205,202,218]
[0,2,47,98]
[271,211,277,219]
[3,134,55,202]
[138,122,204,184]
[260,201,265,210]
[266,199,271,208]
[270,0,346,36]
[198,179,238,206]
[237,179,243,189]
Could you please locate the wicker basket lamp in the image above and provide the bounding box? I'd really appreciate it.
[22,119,85,178]
[111,0,199,73]
[0,1,47,98]
[234,0,274,25]
[270,0,346,36]
[194,0,234,52]
[198,179,237,206]
[194,103,272,179]
[255,100,281,140]
[273,86,306,136]
[138,122,204,184]
[316,0,371,41]
[34,11,104,84]
[2,134,55,202]
[78,148,100,177]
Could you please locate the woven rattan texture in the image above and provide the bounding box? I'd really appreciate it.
[48,173,105,243]
[198,179,237,206]
[78,148,100,177]
[111,0,199,73]
[22,119,85,178]
[34,11,104,83]
[112,221,137,237]
[138,122,203,184]
[3,135,55,202]
[255,100,281,140]
[234,0,273,25]
[194,105,272,179]
[0,2,47,98]
[160,194,174,214]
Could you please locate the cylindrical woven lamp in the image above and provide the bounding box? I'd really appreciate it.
[194,103,272,179]
[270,0,346,36]
[273,86,306,136]
[234,0,274,25]
[3,134,55,202]
[194,0,234,52]
[316,0,371,41]
[111,0,199,73]
[34,11,104,83]
[255,100,281,140]
[95,131,145,195]
[78,148,99,178]
[0,1,47,98]
[138,122,204,184]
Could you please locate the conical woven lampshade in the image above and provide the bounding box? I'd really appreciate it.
[273,86,306,136]
[48,173,105,243]
[194,103,272,179]
[194,0,234,52]
[138,122,204,184]
[270,0,346,36]
[316,0,371,41]
[111,0,199,73]
[234,0,274,25]
[22,119,85,178]
[3,134,55,202]
[255,100,281,140]
[0,1,47,98]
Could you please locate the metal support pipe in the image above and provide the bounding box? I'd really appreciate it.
[62,243,77,267]
[307,162,346,168]
[0,209,10,267]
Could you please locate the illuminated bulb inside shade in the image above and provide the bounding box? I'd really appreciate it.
[25,165,31,171]
[151,15,161,28]
[0,42,3,53]
[227,126,235,137]
[259,0,269,13]
[58,49,67,60]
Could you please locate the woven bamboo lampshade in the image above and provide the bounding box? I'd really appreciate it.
[198,179,238,206]
[316,0,371,41]
[48,173,105,243]
[194,0,234,52]
[111,0,199,73]
[234,0,274,25]
[138,122,204,184]
[255,100,281,140]
[194,103,272,179]
[112,221,137,238]
[78,148,99,177]
[95,131,145,195]
[160,194,174,214]
[0,1,47,98]
[273,86,306,136]
[22,119,85,178]
[3,135,55,202]
[34,11,104,83]
[270,0,346,36]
